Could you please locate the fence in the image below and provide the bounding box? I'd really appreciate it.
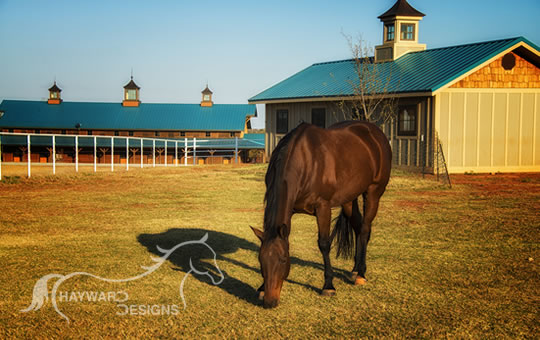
[0,132,243,178]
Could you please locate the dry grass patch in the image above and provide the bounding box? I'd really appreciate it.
[0,166,538,338]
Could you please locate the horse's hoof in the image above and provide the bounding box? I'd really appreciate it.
[354,277,367,285]
[350,271,358,282]
[258,291,265,301]
[321,289,336,296]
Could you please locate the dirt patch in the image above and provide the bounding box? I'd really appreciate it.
[451,173,540,197]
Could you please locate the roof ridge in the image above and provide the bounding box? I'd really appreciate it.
[419,36,524,53]
[311,37,527,66]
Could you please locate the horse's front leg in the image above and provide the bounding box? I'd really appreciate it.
[316,203,335,296]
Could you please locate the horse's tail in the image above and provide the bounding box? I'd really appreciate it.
[331,209,355,259]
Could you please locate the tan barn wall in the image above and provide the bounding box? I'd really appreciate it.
[436,89,540,173]
[451,52,540,89]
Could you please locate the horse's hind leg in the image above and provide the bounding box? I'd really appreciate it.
[316,202,336,296]
[346,199,364,282]
[354,185,382,285]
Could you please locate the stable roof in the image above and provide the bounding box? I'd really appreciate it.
[0,100,256,132]
[249,37,540,103]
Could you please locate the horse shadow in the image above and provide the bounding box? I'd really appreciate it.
[137,228,351,306]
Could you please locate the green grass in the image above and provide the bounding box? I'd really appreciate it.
[0,165,538,338]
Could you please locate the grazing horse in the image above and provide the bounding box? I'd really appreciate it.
[251,120,392,309]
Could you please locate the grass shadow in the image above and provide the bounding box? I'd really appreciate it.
[137,228,353,306]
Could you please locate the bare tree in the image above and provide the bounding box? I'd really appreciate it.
[338,34,397,124]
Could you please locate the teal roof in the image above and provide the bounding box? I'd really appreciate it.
[0,100,256,131]
[249,37,539,102]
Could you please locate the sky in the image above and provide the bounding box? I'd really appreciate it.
[1,0,539,129]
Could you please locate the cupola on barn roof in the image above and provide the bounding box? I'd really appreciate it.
[48,82,62,93]
[378,0,425,20]
[123,77,140,90]
[202,85,213,95]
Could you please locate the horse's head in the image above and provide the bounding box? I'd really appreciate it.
[251,225,290,309]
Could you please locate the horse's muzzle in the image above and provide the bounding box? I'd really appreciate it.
[263,298,279,309]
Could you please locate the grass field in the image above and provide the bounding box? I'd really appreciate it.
[0,165,538,338]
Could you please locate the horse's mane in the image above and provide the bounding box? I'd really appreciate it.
[263,123,309,239]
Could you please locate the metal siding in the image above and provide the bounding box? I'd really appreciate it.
[521,93,535,165]
[507,93,521,166]
[465,93,479,167]
[533,93,540,165]
[478,93,493,167]
[493,93,507,167]
[449,92,465,168]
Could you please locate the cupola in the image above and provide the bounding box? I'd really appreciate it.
[123,76,140,107]
[201,85,213,107]
[48,82,62,104]
[374,0,426,62]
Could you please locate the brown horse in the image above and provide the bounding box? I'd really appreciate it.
[251,120,392,308]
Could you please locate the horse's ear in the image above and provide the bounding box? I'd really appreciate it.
[250,226,264,243]
[200,233,209,243]
[278,224,290,240]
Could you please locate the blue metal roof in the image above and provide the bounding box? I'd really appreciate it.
[249,37,539,102]
[0,100,256,131]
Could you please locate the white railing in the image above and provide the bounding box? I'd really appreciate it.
[0,132,241,178]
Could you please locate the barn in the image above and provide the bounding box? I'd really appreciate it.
[249,0,540,174]
[0,79,264,165]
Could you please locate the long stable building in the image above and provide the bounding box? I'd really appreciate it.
[0,80,264,165]
[249,0,540,174]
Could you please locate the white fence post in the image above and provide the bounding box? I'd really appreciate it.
[111,137,114,172]
[152,140,155,167]
[235,137,238,164]
[193,137,197,165]
[52,135,56,175]
[140,139,143,168]
[75,136,79,173]
[94,136,97,172]
[27,134,31,178]
[126,137,129,171]
[184,138,187,166]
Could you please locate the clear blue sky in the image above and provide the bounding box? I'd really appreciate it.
[1,0,539,128]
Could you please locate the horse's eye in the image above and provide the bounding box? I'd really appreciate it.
[278,257,287,264]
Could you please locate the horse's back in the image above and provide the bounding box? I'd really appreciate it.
[291,121,391,204]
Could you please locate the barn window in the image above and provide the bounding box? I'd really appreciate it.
[398,106,417,136]
[129,131,134,136]
[502,53,516,71]
[386,24,395,41]
[276,109,289,134]
[155,131,160,137]
[230,132,236,137]
[125,89,137,100]
[311,108,326,128]
[180,131,186,137]
[114,131,119,136]
[401,24,415,41]
[206,132,211,137]
[87,130,92,136]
